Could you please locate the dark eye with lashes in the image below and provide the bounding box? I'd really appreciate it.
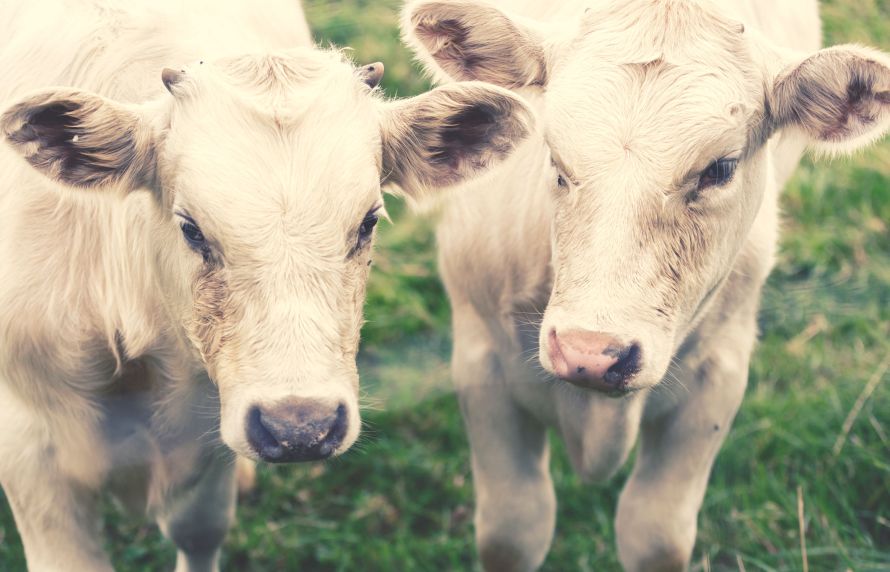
[355,209,379,252]
[181,221,205,248]
[177,213,212,262]
[699,158,738,190]
[551,156,569,190]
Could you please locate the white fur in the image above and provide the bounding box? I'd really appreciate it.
[402,0,889,570]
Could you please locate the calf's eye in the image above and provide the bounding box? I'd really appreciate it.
[358,212,379,242]
[181,221,205,248]
[699,158,738,190]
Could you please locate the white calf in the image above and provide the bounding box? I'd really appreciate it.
[402,0,889,569]
[0,1,534,570]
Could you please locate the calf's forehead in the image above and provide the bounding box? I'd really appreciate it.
[545,61,754,179]
[570,0,752,68]
[543,0,763,173]
[166,88,382,221]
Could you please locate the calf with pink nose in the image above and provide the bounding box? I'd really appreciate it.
[0,1,533,568]
[403,0,889,570]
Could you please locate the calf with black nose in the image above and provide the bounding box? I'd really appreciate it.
[0,0,535,569]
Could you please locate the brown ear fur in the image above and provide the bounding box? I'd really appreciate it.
[1,89,156,189]
[771,45,890,153]
[380,82,534,198]
[404,0,547,88]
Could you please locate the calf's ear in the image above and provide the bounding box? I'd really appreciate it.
[771,45,890,154]
[379,81,534,199]
[1,88,156,190]
[402,0,549,88]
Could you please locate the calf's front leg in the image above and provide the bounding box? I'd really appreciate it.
[615,338,752,572]
[452,309,556,572]
[0,392,113,572]
[156,446,238,572]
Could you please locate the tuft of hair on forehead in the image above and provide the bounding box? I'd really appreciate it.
[168,48,378,126]
[576,0,747,68]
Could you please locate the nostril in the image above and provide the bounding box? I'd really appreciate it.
[319,403,348,457]
[604,343,642,386]
[247,406,283,459]
[335,403,346,418]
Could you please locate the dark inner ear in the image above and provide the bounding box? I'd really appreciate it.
[775,53,890,142]
[8,98,147,188]
[409,3,546,88]
[415,17,473,77]
[431,104,501,170]
[13,102,86,180]
[9,101,81,146]
[380,83,532,197]
[837,65,890,133]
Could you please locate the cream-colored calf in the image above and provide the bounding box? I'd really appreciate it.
[0,1,534,570]
[402,0,889,569]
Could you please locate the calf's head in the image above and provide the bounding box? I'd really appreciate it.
[1,48,533,459]
[405,0,890,394]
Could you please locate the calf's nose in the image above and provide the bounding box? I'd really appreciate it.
[547,328,641,392]
[246,399,347,463]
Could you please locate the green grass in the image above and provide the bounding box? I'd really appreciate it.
[1,1,888,570]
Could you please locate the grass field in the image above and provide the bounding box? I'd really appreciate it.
[1,0,888,570]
